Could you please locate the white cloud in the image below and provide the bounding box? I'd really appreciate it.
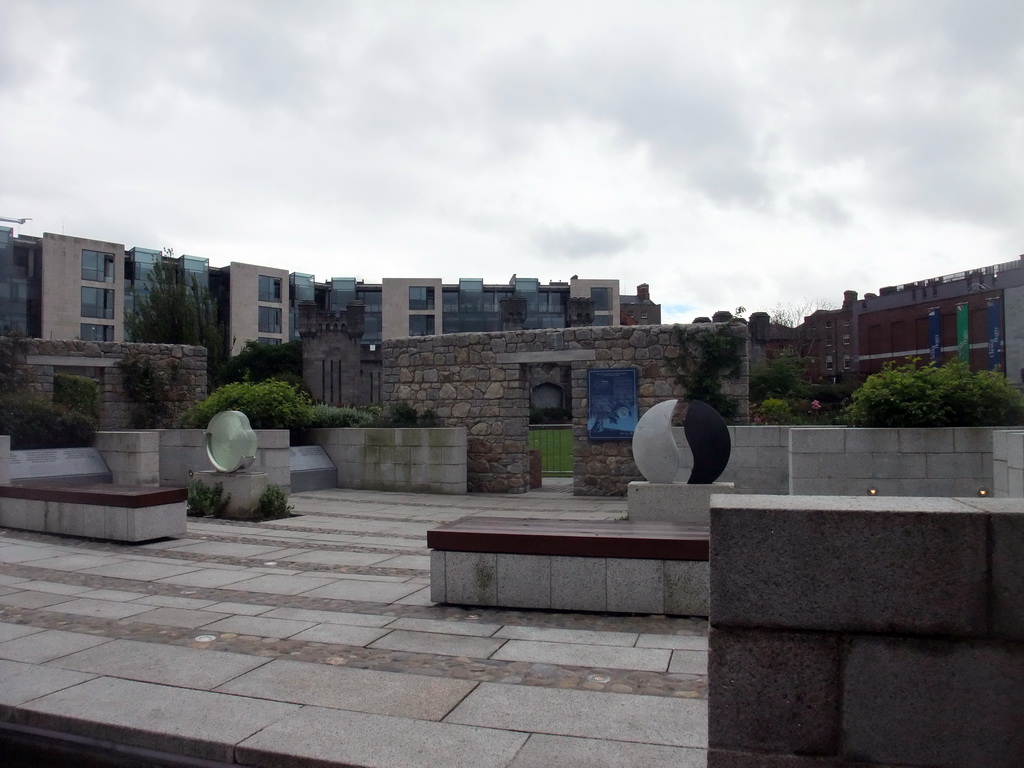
[1,0,1022,321]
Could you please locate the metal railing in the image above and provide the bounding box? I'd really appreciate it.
[528,425,573,477]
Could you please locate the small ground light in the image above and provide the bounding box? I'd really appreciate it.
[194,635,217,643]
[264,561,277,566]
[588,674,611,683]
[867,487,879,496]
[978,487,990,497]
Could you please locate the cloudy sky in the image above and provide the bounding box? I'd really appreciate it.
[2,0,1022,322]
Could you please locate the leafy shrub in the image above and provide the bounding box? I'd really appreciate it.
[0,393,96,449]
[253,484,293,520]
[118,352,181,428]
[181,380,314,430]
[376,402,437,428]
[53,373,100,420]
[217,340,303,386]
[187,479,228,517]
[753,398,792,425]
[846,359,1024,428]
[309,404,377,428]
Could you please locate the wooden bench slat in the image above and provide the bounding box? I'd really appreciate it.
[0,484,187,509]
[427,516,709,561]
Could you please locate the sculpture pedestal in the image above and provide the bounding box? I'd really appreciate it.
[626,481,735,525]
[196,471,269,520]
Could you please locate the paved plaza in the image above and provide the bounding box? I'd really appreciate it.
[0,483,708,767]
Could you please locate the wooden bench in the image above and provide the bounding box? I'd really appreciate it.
[0,484,187,543]
[428,516,710,616]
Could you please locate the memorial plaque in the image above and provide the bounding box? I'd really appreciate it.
[587,368,639,440]
[290,445,335,472]
[10,447,111,482]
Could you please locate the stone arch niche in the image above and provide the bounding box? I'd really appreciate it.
[381,323,748,495]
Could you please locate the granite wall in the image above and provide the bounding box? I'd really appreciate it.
[382,323,749,495]
[2,337,207,430]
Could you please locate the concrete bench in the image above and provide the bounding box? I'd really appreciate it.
[428,516,709,616]
[0,484,187,543]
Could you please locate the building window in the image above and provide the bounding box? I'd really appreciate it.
[258,306,282,334]
[409,286,435,311]
[259,275,282,303]
[842,319,850,327]
[80,323,114,341]
[842,334,851,345]
[825,355,834,372]
[825,337,833,347]
[627,310,634,318]
[825,320,833,329]
[409,315,435,336]
[81,287,115,319]
[640,311,648,320]
[591,287,611,312]
[843,356,851,370]
[257,337,282,345]
[81,249,115,283]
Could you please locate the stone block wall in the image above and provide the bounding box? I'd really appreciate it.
[156,429,290,491]
[993,429,1024,497]
[708,495,1024,768]
[3,337,207,430]
[383,323,749,495]
[94,431,160,486]
[308,427,467,494]
[790,426,998,496]
[672,425,790,493]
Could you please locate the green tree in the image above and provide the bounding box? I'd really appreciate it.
[749,352,811,403]
[125,257,227,388]
[218,340,303,387]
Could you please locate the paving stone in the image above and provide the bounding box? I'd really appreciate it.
[224,573,340,595]
[283,550,395,566]
[75,588,147,602]
[80,561,203,581]
[0,574,30,585]
[0,658,96,708]
[288,623,392,646]
[236,704,528,768]
[16,676,299,764]
[48,638,271,689]
[495,625,638,646]
[261,607,394,627]
[0,545,67,563]
[198,615,318,639]
[301,580,423,603]
[130,607,233,629]
[173,541,289,558]
[0,621,44,642]
[447,683,707,747]
[134,594,218,609]
[0,629,113,663]
[0,591,76,609]
[375,554,432,570]
[41,598,156,620]
[637,633,708,651]
[394,586,434,605]
[157,568,264,588]
[387,617,502,637]
[21,554,126,571]
[510,734,707,768]
[216,657,477,719]
[493,639,671,672]
[369,629,506,658]
[18,580,94,595]
[202,601,275,616]
[669,650,708,674]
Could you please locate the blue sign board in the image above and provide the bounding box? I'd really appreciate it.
[587,368,638,440]
[928,307,941,363]
[988,298,1002,371]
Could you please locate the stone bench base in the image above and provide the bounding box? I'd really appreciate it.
[0,484,187,542]
[428,517,709,616]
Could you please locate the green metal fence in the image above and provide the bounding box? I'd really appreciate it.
[528,425,573,477]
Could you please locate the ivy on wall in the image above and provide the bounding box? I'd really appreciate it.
[117,351,182,428]
[665,323,744,419]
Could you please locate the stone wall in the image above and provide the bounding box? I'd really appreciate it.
[382,323,749,495]
[2,337,206,430]
[709,494,1024,767]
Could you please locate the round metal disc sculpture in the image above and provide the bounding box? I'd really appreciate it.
[632,399,731,484]
[205,410,257,474]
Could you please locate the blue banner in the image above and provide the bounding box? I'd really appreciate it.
[928,308,941,363]
[988,298,1002,371]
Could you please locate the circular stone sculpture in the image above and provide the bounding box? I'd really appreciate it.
[632,399,681,484]
[205,410,258,473]
[632,399,732,484]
